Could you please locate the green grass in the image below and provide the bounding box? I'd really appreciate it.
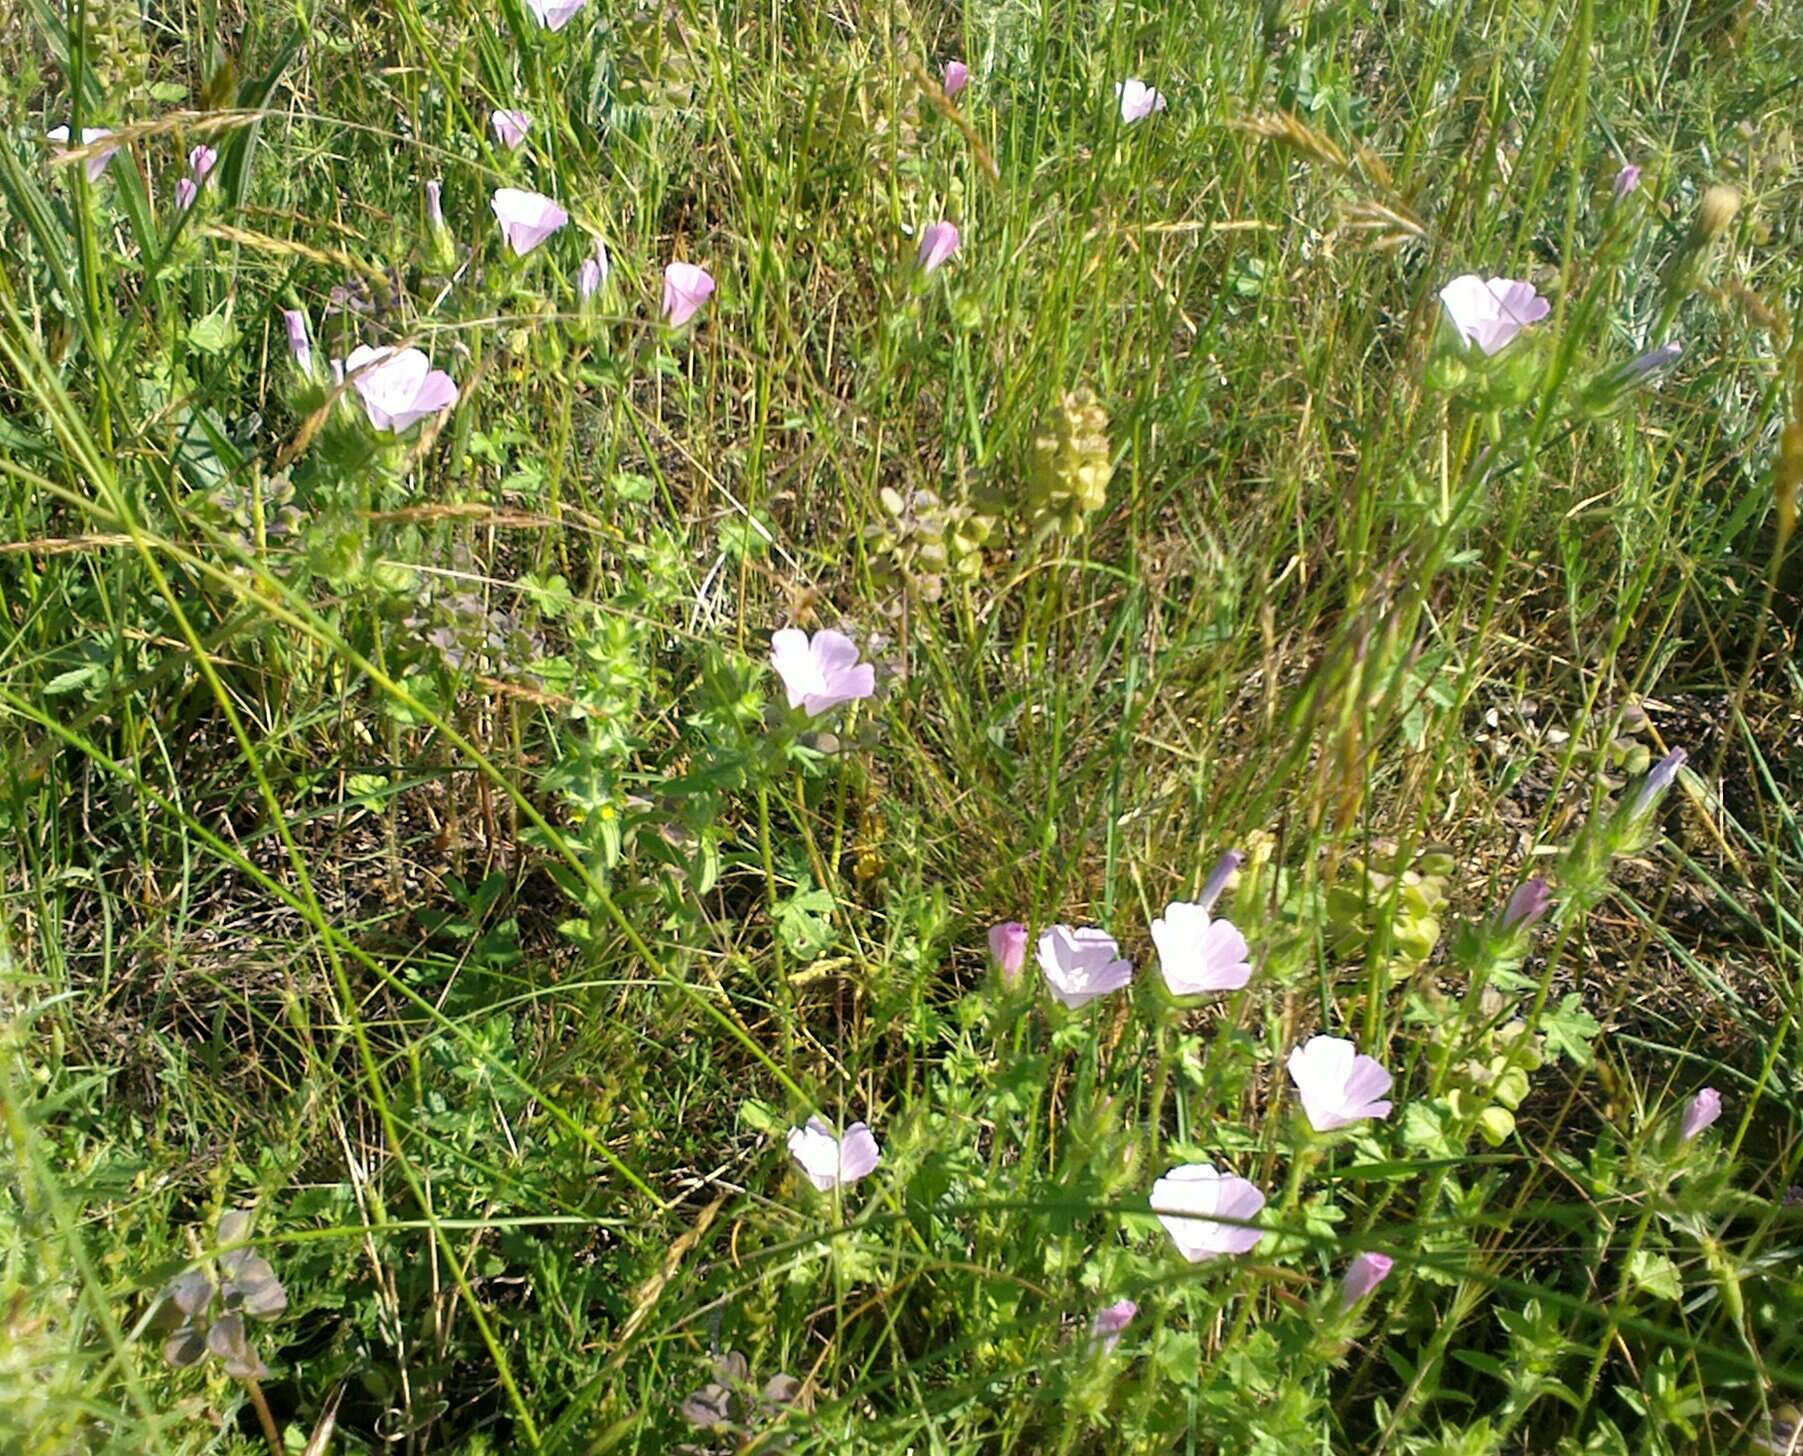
[3,0,1802,1451]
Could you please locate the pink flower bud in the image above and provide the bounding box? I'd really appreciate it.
[1340,1252,1394,1309]
[987,922,1027,981]
[943,60,969,99]
[1680,1087,1721,1142]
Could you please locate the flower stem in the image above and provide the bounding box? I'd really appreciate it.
[242,1376,281,1456]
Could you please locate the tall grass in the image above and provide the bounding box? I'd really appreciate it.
[2,0,1801,1451]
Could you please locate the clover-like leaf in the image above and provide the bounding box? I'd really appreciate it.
[206,1314,269,1380]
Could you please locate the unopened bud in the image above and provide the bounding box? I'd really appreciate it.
[1692,185,1741,245]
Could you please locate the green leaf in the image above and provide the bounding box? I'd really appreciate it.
[1628,1250,1683,1301]
[1542,994,1601,1066]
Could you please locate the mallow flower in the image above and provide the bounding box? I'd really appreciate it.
[282,309,312,373]
[1630,747,1686,818]
[578,254,604,299]
[916,220,959,273]
[787,1116,880,1191]
[491,187,567,256]
[1680,1087,1721,1142]
[1438,275,1551,356]
[1150,1163,1266,1262]
[1150,900,1251,996]
[1613,164,1641,200]
[188,145,218,181]
[943,60,969,99]
[1288,1036,1394,1133]
[1116,79,1166,124]
[524,0,586,30]
[1197,849,1243,913]
[769,628,876,716]
[340,345,459,433]
[1088,1299,1137,1352]
[491,108,531,150]
[1498,878,1552,932]
[175,177,198,211]
[47,126,119,182]
[1340,1252,1394,1309]
[988,922,1027,982]
[662,261,715,326]
[1036,925,1133,1009]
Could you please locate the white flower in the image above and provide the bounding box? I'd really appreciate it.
[786,1117,880,1192]
[1438,275,1550,355]
[1150,900,1251,996]
[1150,1164,1265,1262]
[1287,1036,1394,1133]
[1035,925,1132,1009]
[340,345,459,433]
[1116,79,1167,125]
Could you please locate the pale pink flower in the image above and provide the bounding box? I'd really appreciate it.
[662,261,716,326]
[916,220,959,273]
[340,345,459,433]
[491,187,567,257]
[1036,925,1132,1009]
[1088,1299,1137,1351]
[524,0,586,30]
[1340,1252,1394,1309]
[578,255,604,299]
[188,145,218,180]
[490,109,532,150]
[1288,1036,1394,1133]
[282,309,312,373]
[47,126,119,182]
[943,60,970,99]
[1438,275,1551,356]
[175,177,198,211]
[1150,1163,1265,1262]
[1613,164,1641,200]
[787,1116,880,1192]
[769,629,876,716]
[1680,1087,1721,1142]
[1150,901,1251,997]
[1115,79,1167,125]
[988,922,1028,982]
[426,179,446,230]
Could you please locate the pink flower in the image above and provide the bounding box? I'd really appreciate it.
[490,108,532,150]
[340,345,459,433]
[1150,1164,1265,1262]
[1197,850,1243,913]
[988,922,1028,982]
[1613,164,1642,200]
[662,261,716,326]
[787,1116,880,1191]
[1288,1036,1394,1133]
[916,220,959,273]
[1036,925,1132,1009]
[578,254,604,299]
[426,179,446,230]
[523,0,586,30]
[1498,878,1552,932]
[1340,1252,1394,1309]
[1680,1087,1721,1142]
[491,187,567,256]
[188,145,218,181]
[1088,1299,1137,1351]
[1632,748,1686,818]
[769,628,876,716]
[47,126,119,182]
[943,60,970,99]
[1150,901,1251,997]
[282,308,312,373]
[1115,79,1167,125]
[1438,275,1551,356]
[175,177,198,211]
